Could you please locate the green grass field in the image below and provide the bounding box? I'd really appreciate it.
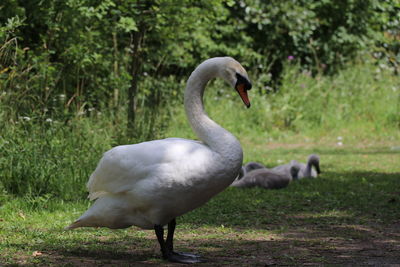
[1,136,399,266]
[0,62,399,265]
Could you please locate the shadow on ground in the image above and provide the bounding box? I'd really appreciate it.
[181,170,400,229]
[5,220,400,266]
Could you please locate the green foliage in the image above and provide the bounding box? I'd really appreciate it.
[1,60,398,199]
[0,0,259,138]
[229,0,399,85]
[2,0,394,121]
[0,115,118,199]
[371,0,400,75]
[0,0,399,198]
[270,61,400,131]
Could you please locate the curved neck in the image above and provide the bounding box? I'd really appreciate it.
[184,59,243,163]
[304,163,312,177]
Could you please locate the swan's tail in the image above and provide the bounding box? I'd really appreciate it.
[65,210,111,230]
[65,211,100,230]
[65,191,110,230]
[64,194,137,230]
[88,190,108,201]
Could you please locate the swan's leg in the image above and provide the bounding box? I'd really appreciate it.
[154,224,168,259]
[166,219,203,260]
[165,218,176,251]
[154,220,204,264]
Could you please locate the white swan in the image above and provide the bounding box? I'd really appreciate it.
[65,57,252,263]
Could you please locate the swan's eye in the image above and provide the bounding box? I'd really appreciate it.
[235,73,252,90]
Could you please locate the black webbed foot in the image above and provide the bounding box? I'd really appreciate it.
[155,219,205,264]
[167,252,205,264]
[172,251,202,258]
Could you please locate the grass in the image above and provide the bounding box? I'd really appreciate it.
[1,137,399,266]
[0,61,399,265]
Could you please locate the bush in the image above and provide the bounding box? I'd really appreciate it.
[228,0,399,86]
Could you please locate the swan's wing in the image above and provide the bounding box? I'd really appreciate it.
[232,169,290,189]
[86,138,211,200]
[271,163,291,173]
[251,169,290,189]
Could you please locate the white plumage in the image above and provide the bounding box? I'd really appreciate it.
[66,57,252,263]
[81,138,229,229]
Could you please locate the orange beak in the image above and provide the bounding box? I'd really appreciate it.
[236,84,251,108]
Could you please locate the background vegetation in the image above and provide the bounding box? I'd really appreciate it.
[0,0,399,213]
[1,1,399,265]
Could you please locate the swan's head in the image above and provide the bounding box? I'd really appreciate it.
[219,57,252,108]
[290,165,300,180]
[307,154,321,175]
